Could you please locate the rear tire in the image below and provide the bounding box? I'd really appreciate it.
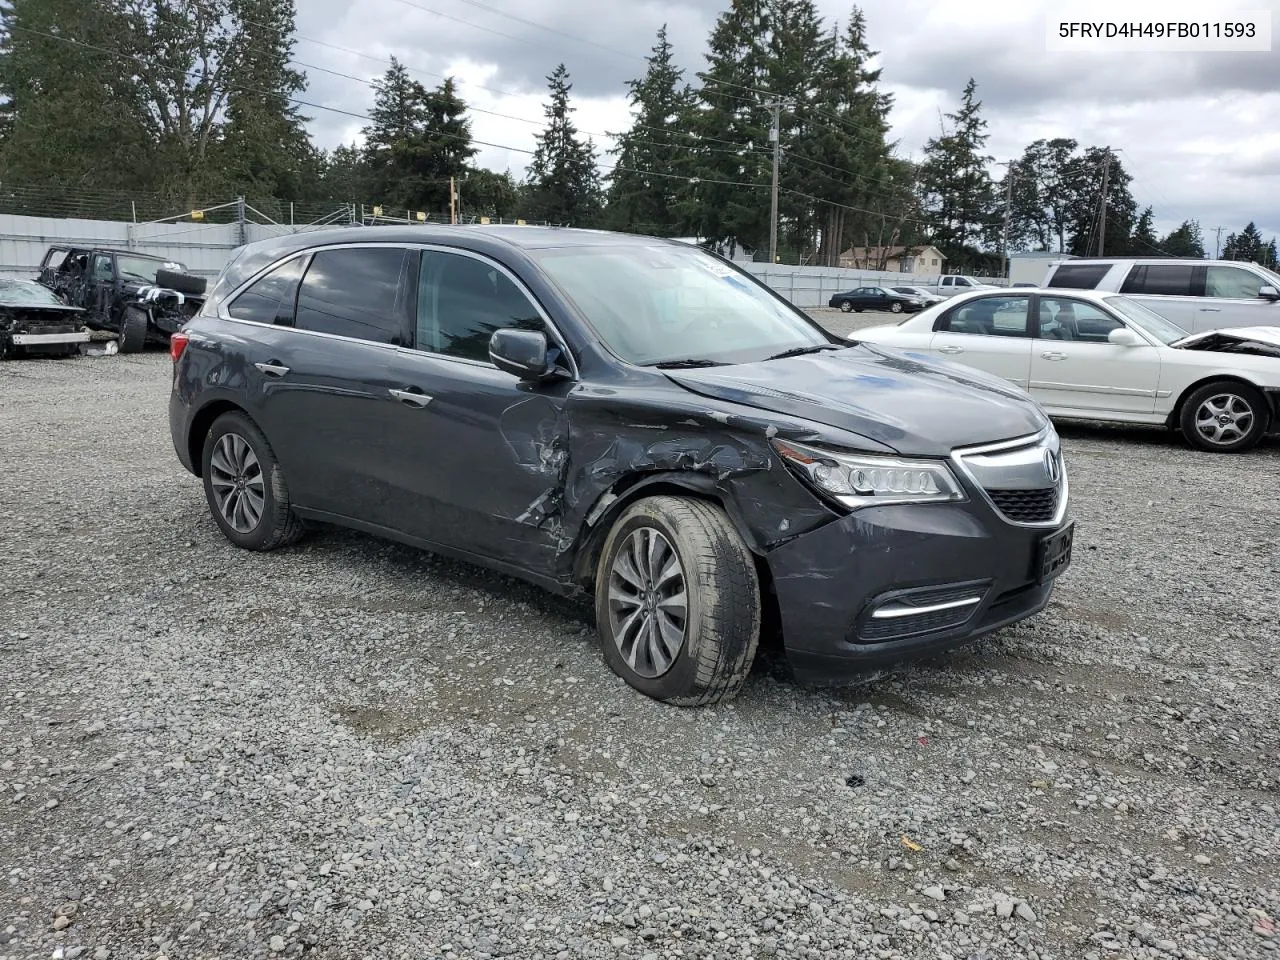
[117,306,148,353]
[200,411,305,550]
[595,496,760,707]
[1178,381,1268,453]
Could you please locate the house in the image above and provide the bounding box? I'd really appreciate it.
[837,244,946,273]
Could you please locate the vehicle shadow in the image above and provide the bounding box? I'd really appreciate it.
[1053,418,1280,452]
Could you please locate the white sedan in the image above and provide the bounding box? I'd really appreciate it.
[854,287,1280,453]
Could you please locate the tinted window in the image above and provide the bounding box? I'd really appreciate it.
[1046,263,1110,289]
[1122,264,1195,296]
[938,295,1031,336]
[294,247,408,344]
[1206,265,1264,299]
[1037,297,1123,343]
[416,251,543,363]
[228,257,305,325]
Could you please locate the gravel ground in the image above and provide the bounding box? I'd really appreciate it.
[2,330,1278,960]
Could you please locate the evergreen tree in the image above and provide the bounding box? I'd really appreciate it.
[318,142,368,202]
[1000,138,1080,252]
[1159,219,1206,258]
[680,0,772,255]
[1222,221,1266,262]
[604,25,696,236]
[460,168,521,221]
[0,0,154,200]
[362,58,429,212]
[1130,206,1158,255]
[917,78,995,260]
[420,77,478,214]
[216,0,315,210]
[1063,147,1135,256]
[523,64,602,226]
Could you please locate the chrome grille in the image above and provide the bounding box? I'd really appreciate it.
[951,428,1068,528]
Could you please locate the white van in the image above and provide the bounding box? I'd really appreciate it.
[1041,258,1280,334]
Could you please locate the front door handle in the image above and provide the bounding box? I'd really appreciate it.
[1040,351,1068,361]
[937,345,964,355]
[1199,307,1221,312]
[254,361,290,377]
[389,387,432,408]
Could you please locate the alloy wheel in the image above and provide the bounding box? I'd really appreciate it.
[209,432,266,533]
[606,526,688,679]
[1194,393,1254,447]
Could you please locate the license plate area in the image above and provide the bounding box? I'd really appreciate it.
[1037,521,1074,584]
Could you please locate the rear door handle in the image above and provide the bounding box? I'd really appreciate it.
[1040,351,1068,361]
[254,361,290,377]
[937,345,964,355]
[389,387,432,408]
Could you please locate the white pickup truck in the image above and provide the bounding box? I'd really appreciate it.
[933,275,1000,298]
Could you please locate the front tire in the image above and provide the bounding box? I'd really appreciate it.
[1179,381,1268,453]
[118,306,148,353]
[890,301,903,314]
[839,300,853,313]
[200,411,305,550]
[595,496,760,707]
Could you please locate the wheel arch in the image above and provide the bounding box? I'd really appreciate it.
[1166,374,1272,429]
[187,399,254,477]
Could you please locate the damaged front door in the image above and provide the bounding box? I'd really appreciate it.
[385,249,575,573]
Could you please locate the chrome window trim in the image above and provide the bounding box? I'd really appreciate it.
[949,426,1070,529]
[214,240,579,381]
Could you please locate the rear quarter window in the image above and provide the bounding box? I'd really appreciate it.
[1045,263,1111,289]
[1120,264,1197,296]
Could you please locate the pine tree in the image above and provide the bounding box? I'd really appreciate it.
[362,58,430,213]
[460,168,521,221]
[523,64,602,226]
[217,0,314,211]
[1130,206,1158,255]
[917,78,995,261]
[419,77,477,215]
[680,0,772,255]
[1159,220,1206,258]
[604,25,696,236]
[1222,221,1266,262]
[0,0,154,201]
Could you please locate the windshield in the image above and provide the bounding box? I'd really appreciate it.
[1257,264,1280,288]
[531,243,829,365]
[1103,295,1188,344]
[0,279,75,308]
[117,254,185,284]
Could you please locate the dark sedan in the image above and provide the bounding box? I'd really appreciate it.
[828,286,925,314]
[170,226,1072,706]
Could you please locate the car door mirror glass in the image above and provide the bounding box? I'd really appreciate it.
[1107,327,1142,346]
[1258,284,1279,301]
[490,328,557,380]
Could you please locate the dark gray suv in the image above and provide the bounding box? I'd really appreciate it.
[169,226,1073,705]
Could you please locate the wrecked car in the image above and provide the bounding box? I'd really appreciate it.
[37,246,207,352]
[0,278,91,359]
[855,288,1280,453]
[169,227,1073,705]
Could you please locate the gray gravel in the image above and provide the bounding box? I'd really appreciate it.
[1,338,1278,960]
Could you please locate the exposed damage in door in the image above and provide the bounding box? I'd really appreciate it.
[498,383,839,590]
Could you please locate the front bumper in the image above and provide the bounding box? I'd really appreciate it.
[10,330,90,346]
[767,499,1071,684]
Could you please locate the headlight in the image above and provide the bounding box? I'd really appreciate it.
[773,439,965,510]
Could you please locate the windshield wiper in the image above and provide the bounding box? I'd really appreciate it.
[765,343,844,361]
[651,358,728,369]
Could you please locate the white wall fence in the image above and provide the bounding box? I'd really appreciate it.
[0,212,1008,305]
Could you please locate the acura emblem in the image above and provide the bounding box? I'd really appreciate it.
[1043,449,1060,483]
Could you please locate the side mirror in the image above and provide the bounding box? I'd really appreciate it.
[1258,284,1280,301]
[489,327,560,381]
[1108,327,1143,347]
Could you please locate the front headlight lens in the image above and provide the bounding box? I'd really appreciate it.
[773,439,965,509]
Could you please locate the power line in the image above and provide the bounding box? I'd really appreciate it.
[446,0,642,62]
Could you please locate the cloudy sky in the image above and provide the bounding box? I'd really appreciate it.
[293,0,1280,249]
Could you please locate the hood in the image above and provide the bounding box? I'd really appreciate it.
[1174,326,1280,350]
[665,343,1048,457]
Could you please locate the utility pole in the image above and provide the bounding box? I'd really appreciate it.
[449,176,458,225]
[769,100,781,265]
[1212,226,1223,259]
[1097,150,1111,257]
[999,162,1015,278]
